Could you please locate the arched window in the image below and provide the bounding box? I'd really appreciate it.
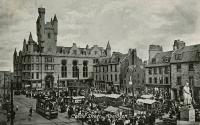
[61,60,67,78]
[72,60,79,78]
[83,61,88,77]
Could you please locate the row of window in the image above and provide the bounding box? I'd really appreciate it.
[22,64,54,70]
[176,76,194,85]
[94,65,118,73]
[61,60,88,78]
[22,72,40,79]
[95,74,119,82]
[22,56,54,63]
[148,67,169,75]
[149,77,169,84]
[176,63,194,72]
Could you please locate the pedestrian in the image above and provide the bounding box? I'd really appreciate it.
[29,106,32,117]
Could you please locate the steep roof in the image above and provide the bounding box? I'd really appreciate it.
[147,51,173,67]
[170,44,200,63]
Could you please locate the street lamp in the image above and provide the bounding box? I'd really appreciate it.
[10,79,14,125]
[57,75,60,97]
[129,75,135,117]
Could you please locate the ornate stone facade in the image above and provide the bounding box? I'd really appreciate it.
[13,8,111,94]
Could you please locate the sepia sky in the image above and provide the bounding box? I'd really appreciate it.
[0,0,200,71]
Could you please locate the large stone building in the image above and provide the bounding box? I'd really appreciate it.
[146,40,200,101]
[93,49,145,94]
[145,45,172,97]
[13,8,111,95]
[170,42,200,102]
[0,71,12,96]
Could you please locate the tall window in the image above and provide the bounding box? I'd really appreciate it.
[115,65,117,72]
[110,65,112,72]
[177,63,181,72]
[177,76,181,85]
[61,60,67,78]
[36,64,39,70]
[165,77,169,84]
[36,56,39,62]
[115,74,117,81]
[111,74,113,81]
[149,68,152,75]
[164,66,169,74]
[36,72,39,79]
[154,77,157,84]
[189,63,194,71]
[31,73,34,79]
[153,68,157,74]
[83,61,88,77]
[149,77,152,84]
[159,77,163,84]
[31,64,34,70]
[189,76,194,86]
[159,67,162,74]
[72,60,79,78]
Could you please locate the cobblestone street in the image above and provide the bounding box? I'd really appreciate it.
[12,95,82,125]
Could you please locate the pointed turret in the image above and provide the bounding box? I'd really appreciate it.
[14,48,17,56]
[53,14,58,35]
[28,32,33,43]
[23,39,26,51]
[86,44,89,49]
[106,41,111,57]
[13,48,17,64]
[53,14,58,22]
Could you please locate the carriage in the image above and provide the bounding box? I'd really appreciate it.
[36,98,58,119]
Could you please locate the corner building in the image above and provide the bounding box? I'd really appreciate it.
[13,8,111,95]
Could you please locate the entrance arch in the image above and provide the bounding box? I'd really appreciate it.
[45,74,54,89]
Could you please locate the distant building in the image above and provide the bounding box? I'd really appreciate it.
[0,71,12,96]
[145,44,172,97]
[93,49,145,94]
[121,49,145,95]
[146,39,200,102]
[93,51,126,93]
[13,7,111,95]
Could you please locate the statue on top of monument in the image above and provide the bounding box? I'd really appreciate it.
[183,82,192,105]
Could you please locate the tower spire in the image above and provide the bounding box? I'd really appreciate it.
[106,41,111,50]
[28,32,33,42]
[53,14,58,21]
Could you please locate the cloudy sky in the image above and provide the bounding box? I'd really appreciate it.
[0,0,200,71]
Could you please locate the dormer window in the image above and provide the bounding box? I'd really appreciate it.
[95,51,98,55]
[175,54,182,60]
[73,50,77,55]
[152,58,156,64]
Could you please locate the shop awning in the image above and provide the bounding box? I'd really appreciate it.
[104,106,119,113]
[105,94,122,99]
[72,96,85,100]
[136,99,157,105]
[92,94,106,98]
[141,94,154,99]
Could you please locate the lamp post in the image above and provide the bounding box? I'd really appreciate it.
[129,75,134,116]
[10,79,14,125]
[3,73,6,100]
[57,75,60,98]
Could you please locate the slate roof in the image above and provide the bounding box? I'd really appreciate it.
[170,44,200,63]
[97,52,127,65]
[147,51,173,67]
